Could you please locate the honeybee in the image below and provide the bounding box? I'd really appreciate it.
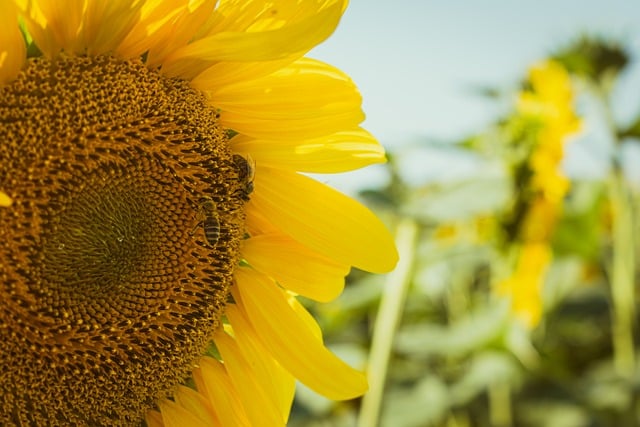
[191,197,220,247]
[233,154,255,201]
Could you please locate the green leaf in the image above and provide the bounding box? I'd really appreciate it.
[380,376,450,427]
[395,303,509,358]
[618,115,640,140]
[552,35,629,83]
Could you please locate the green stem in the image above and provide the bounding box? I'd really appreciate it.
[608,167,636,376]
[358,218,419,427]
[593,82,637,376]
[488,380,512,427]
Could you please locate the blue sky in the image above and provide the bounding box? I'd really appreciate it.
[309,1,640,192]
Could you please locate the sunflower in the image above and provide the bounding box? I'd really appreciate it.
[0,1,398,425]
[496,59,580,329]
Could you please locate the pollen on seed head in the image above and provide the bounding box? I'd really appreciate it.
[0,191,12,207]
[0,55,248,425]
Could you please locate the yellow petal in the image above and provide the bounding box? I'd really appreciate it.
[20,0,144,56]
[191,56,297,89]
[18,0,84,56]
[145,410,164,427]
[230,128,386,173]
[247,167,398,273]
[164,0,342,64]
[194,357,252,427]
[158,399,210,427]
[212,58,364,140]
[223,110,365,142]
[207,0,345,33]
[204,0,267,32]
[226,305,296,423]
[145,0,217,71]
[116,0,188,58]
[80,0,145,55]
[242,233,348,302]
[288,295,322,341]
[214,329,285,426]
[233,267,368,400]
[0,0,25,86]
[244,202,280,236]
[173,385,218,426]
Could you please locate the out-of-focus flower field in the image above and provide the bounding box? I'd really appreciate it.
[290,37,640,427]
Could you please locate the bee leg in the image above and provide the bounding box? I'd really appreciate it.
[189,219,203,236]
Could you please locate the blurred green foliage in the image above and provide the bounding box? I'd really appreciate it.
[290,36,640,427]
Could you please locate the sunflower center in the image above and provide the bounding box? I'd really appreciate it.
[0,55,247,425]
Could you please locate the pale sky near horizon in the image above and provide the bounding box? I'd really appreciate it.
[309,1,640,193]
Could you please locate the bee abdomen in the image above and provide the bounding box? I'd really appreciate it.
[203,215,220,247]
